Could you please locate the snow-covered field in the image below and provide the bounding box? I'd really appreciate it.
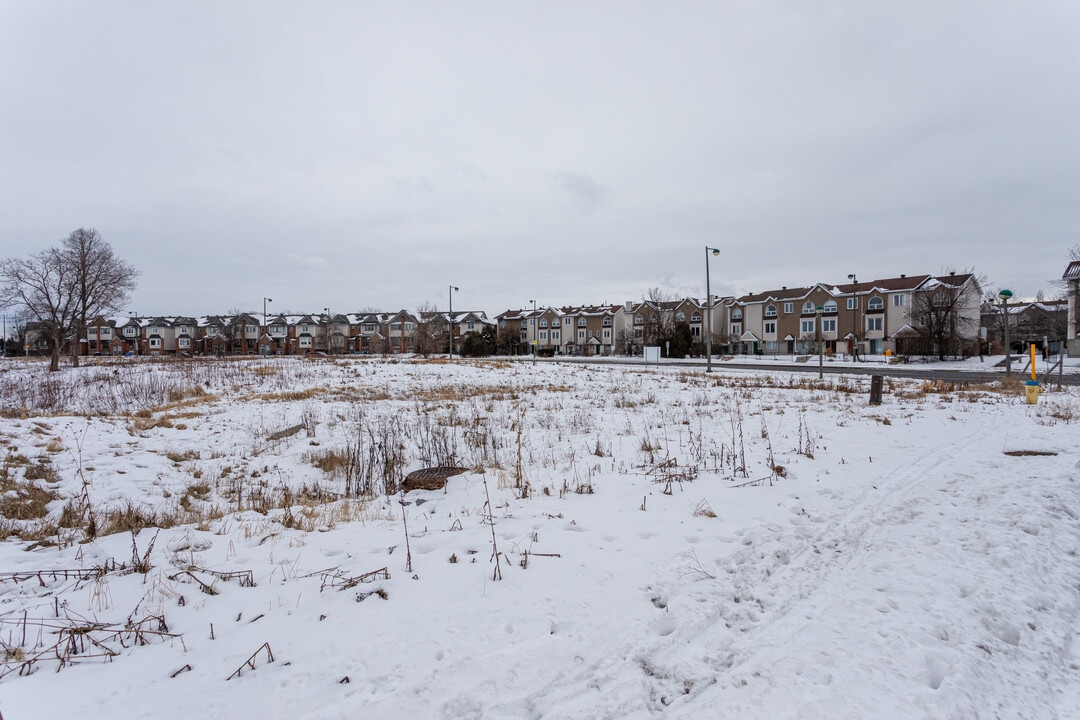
[1,357,1078,719]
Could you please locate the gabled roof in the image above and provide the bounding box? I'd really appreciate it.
[1062,261,1080,281]
[738,286,814,304]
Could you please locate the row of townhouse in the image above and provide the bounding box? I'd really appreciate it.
[59,270,983,360]
[497,272,983,358]
[722,273,982,357]
[79,310,494,357]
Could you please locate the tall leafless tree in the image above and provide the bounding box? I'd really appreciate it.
[910,274,982,360]
[640,288,678,347]
[62,228,138,367]
[0,248,79,371]
[412,302,442,357]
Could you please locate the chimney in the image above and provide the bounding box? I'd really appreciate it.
[950,271,956,276]
[624,301,633,312]
[900,274,906,278]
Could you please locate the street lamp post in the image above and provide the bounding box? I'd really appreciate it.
[263,298,272,355]
[999,289,1013,376]
[448,286,458,357]
[847,273,858,361]
[324,307,330,353]
[816,305,824,379]
[128,311,139,357]
[705,246,720,372]
[529,299,537,356]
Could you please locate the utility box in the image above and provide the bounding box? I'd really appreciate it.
[869,375,883,406]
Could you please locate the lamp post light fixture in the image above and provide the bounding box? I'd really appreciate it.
[846,273,858,361]
[323,307,331,353]
[128,311,139,357]
[999,289,1013,376]
[448,286,458,357]
[705,246,721,372]
[529,299,537,356]
[816,305,824,379]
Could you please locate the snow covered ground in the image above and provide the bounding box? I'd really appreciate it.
[1,357,1078,719]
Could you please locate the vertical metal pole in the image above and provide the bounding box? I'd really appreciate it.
[997,297,1006,377]
[817,307,823,379]
[706,247,713,373]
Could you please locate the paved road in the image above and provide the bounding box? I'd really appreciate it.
[525,356,1080,386]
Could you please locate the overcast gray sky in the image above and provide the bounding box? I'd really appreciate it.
[2,1,1078,317]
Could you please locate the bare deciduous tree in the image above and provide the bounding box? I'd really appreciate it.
[1,248,79,371]
[910,273,983,360]
[63,228,138,368]
[640,288,678,348]
[412,302,442,357]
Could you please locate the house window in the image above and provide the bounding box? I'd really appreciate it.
[847,297,859,310]
[149,338,161,348]
[800,319,815,334]
[578,318,587,327]
[691,312,701,322]
[551,319,560,328]
[301,324,309,333]
[764,321,776,335]
[246,325,256,333]
[207,327,218,336]
[634,329,643,338]
[271,325,284,335]
[731,323,741,335]
[868,297,884,311]
[539,331,547,340]
[822,318,837,333]
[125,327,136,337]
[539,319,547,328]
[823,300,837,313]
[177,326,189,335]
[893,294,907,307]
[603,317,612,326]
[603,329,611,339]
[363,323,377,333]
[299,336,311,347]
[917,314,927,327]
[578,329,586,340]
[635,315,643,325]
[405,323,416,331]
[784,302,794,314]
[100,327,111,337]
[178,337,190,348]
[467,322,475,330]
[802,302,815,314]
[731,308,743,320]
[499,320,507,328]
[676,312,685,322]
[866,317,883,332]
[552,330,560,340]
[765,305,777,317]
